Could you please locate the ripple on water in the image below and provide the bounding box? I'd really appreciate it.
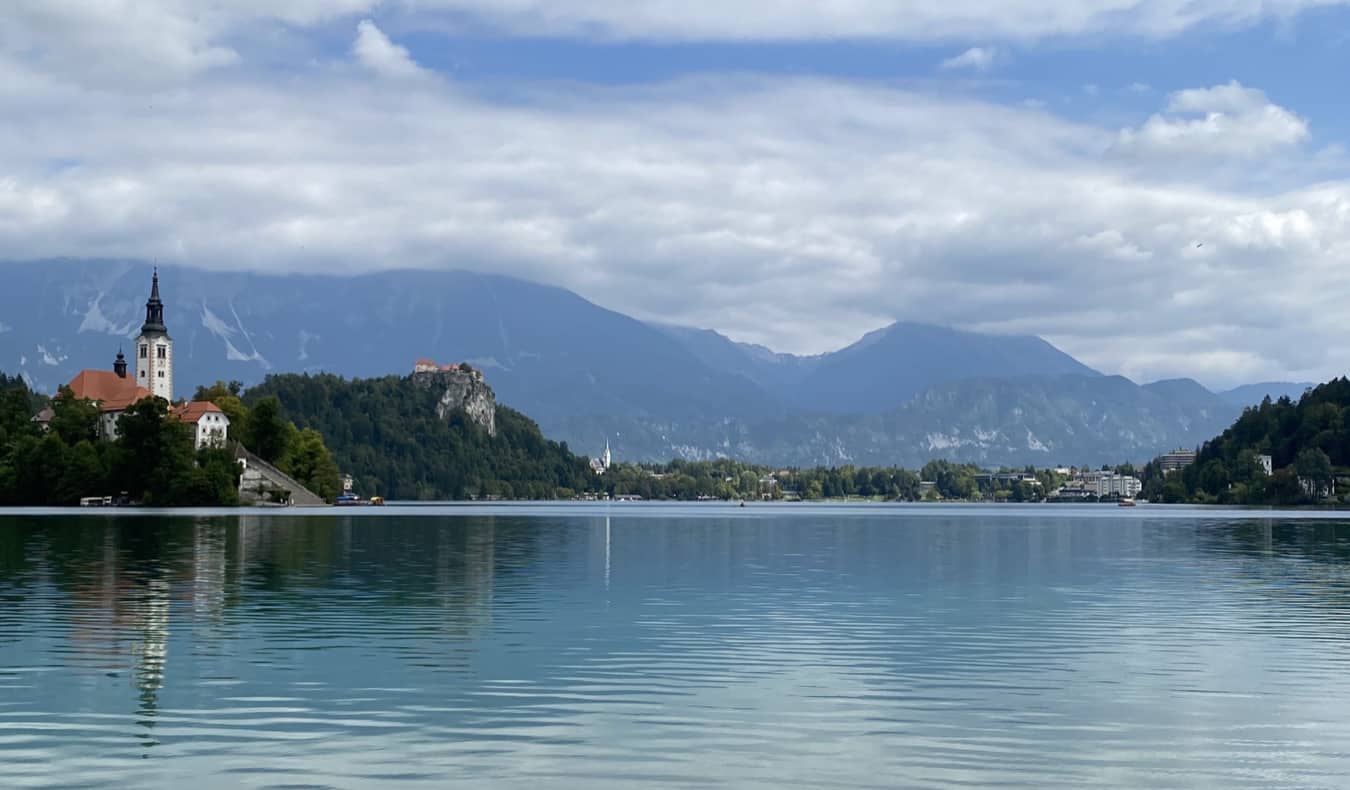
[3,511,1350,788]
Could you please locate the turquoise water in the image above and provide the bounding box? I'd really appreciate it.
[3,504,1350,788]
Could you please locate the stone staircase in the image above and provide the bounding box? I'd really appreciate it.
[232,444,327,507]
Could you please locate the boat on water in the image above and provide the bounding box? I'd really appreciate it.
[335,494,386,507]
[1118,498,1137,507]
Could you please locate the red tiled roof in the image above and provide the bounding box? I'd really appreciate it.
[172,401,226,423]
[66,370,153,412]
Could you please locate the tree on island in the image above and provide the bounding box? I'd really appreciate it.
[0,389,240,507]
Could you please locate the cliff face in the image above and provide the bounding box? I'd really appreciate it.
[413,368,497,437]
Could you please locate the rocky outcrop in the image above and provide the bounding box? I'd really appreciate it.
[412,366,497,436]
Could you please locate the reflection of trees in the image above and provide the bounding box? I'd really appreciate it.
[1194,520,1350,599]
[1196,520,1350,563]
[0,513,557,673]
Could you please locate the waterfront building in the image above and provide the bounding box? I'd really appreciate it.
[171,401,230,450]
[135,270,174,402]
[1055,471,1142,500]
[1258,454,1273,476]
[1157,448,1197,474]
[1078,471,1143,498]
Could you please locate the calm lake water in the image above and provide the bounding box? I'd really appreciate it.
[4,504,1350,788]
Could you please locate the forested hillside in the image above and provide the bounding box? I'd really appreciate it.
[1141,377,1350,505]
[243,373,595,500]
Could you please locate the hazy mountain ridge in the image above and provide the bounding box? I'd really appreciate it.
[2,260,780,425]
[1,259,1267,467]
[557,374,1238,467]
[653,320,1100,414]
[1217,381,1315,406]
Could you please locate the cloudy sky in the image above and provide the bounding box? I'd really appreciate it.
[3,1,1350,387]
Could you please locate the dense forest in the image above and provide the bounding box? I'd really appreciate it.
[1140,378,1350,505]
[242,373,595,500]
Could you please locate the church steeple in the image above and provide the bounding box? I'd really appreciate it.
[113,348,127,379]
[141,268,167,335]
[135,269,174,402]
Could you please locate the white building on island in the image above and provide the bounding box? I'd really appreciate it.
[172,401,230,450]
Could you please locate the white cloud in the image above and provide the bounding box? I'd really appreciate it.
[371,0,1350,42]
[1,64,1349,387]
[4,0,1350,89]
[1116,81,1309,159]
[353,19,429,79]
[0,0,372,87]
[940,47,999,72]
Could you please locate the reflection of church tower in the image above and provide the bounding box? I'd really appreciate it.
[135,269,173,402]
[132,577,171,742]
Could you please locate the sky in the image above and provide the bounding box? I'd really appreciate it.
[3,2,1350,388]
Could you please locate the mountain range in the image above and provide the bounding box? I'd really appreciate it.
[0,259,1312,467]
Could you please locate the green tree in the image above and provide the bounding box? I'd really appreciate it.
[286,427,342,501]
[1294,447,1333,480]
[245,396,291,463]
[0,383,40,445]
[115,397,196,505]
[55,440,108,504]
[49,388,101,445]
[10,434,68,505]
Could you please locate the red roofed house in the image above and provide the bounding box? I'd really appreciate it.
[66,349,154,439]
[171,401,231,450]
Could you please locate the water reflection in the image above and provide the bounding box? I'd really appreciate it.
[2,510,1350,787]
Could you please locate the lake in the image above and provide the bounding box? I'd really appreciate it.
[4,504,1350,788]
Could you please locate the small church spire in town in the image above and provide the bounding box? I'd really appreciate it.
[113,347,127,379]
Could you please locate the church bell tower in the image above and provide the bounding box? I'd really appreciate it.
[135,269,173,402]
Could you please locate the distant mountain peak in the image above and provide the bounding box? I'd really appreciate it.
[1218,381,1315,407]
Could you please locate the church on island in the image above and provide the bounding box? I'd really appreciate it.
[59,270,229,449]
